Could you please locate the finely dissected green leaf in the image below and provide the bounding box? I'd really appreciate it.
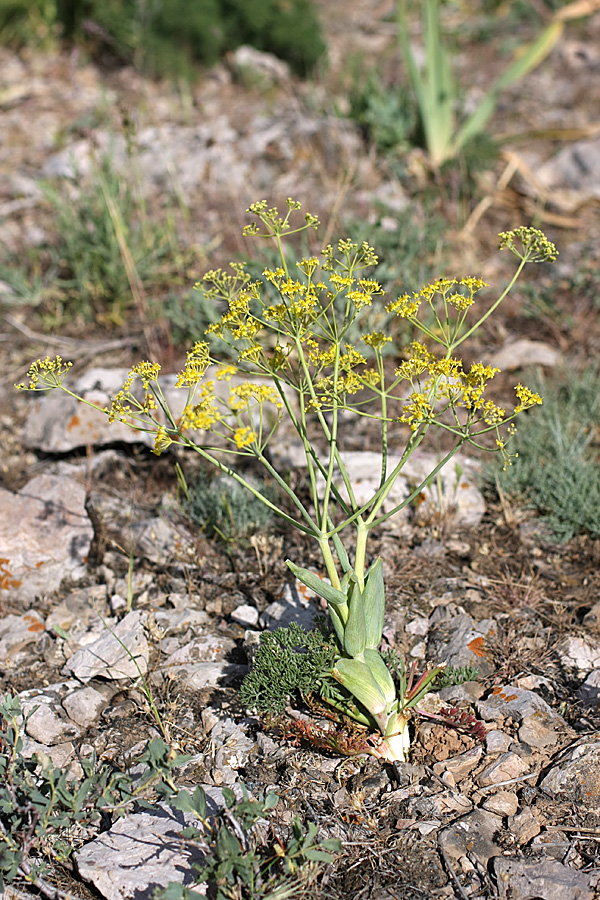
[333,658,387,715]
[286,560,349,614]
[342,579,367,658]
[362,558,385,650]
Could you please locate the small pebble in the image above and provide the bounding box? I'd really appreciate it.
[482,791,519,817]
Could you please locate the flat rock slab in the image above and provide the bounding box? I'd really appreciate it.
[0,611,46,666]
[75,803,207,900]
[540,740,600,813]
[63,610,149,682]
[0,474,92,602]
[493,857,599,900]
[438,808,503,865]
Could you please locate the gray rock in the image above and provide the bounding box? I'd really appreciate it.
[482,791,519,817]
[434,747,482,781]
[260,577,321,631]
[0,474,93,602]
[477,685,566,745]
[229,45,291,88]
[536,137,600,203]
[519,713,562,749]
[409,790,472,818]
[75,803,208,900]
[162,634,237,666]
[230,604,260,627]
[577,669,600,710]
[64,611,150,682]
[559,635,600,675]
[508,806,541,845]
[46,586,110,634]
[489,339,559,371]
[62,685,112,728]
[23,368,288,454]
[485,730,512,755]
[438,809,503,864]
[153,661,247,691]
[540,740,600,813]
[0,611,46,665]
[153,608,210,635]
[22,700,81,745]
[477,752,530,787]
[429,613,496,674]
[493,857,598,900]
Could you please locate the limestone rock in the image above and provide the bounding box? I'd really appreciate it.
[540,740,600,813]
[438,809,503,865]
[493,857,598,900]
[0,474,93,602]
[64,610,150,682]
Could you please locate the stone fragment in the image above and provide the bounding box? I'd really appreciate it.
[405,616,429,636]
[409,791,472,818]
[531,831,571,861]
[493,857,598,900]
[162,634,237,667]
[46,586,109,634]
[75,803,209,900]
[477,752,529,787]
[62,685,112,728]
[577,669,600,710]
[434,747,482,781]
[429,613,496,674]
[559,635,600,675]
[519,713,561,749]
[508,807,541,845]
[229,45,291,88]
[438,809,503,865]
[230,604,259,627]
[153,662,247,691]
[438,681,485,704]
[477,685,566,749]
[540,740,600,813]
[0,611,46,665]
[153,608,209,634]
[21,737,79,772]
[260,578,321,631]
[583,600,600,631]
[482,791,519,817]
[0,474,93,602]
[489,339,559,372]
[22,699,81,745]
[64,611,150,682]
[485,730,512,755]
[536,136,600,207]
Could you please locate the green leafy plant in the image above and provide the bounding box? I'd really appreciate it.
[17,201,556,761]
[0,692,187,889]
[434,663,480,689]
[396,0,593,167]
[489,366,600,542]
[160,784,341,900]
[185,471,276,543]
[0,693,338,898]
[0,152,183,337]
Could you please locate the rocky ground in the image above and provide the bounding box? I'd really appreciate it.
[2,2,600,898]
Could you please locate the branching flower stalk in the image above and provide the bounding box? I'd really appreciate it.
[17,201,557,762]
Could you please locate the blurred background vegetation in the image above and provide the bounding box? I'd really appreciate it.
[0,0,326,77]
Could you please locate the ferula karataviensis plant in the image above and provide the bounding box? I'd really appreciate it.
[17,202,556,762]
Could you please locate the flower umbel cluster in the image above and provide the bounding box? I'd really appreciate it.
[16,200,555,763]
